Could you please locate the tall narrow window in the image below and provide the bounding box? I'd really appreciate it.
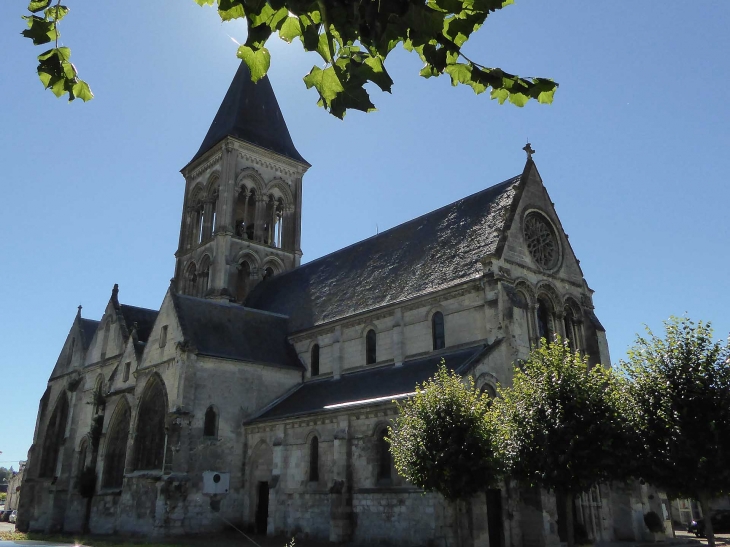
[204,406,218,437]
[236,261,251,302]
[77,438,88,476]
[309,436,319,482]
[432,312,445,350]
[123,361,131,382]
[536,298,552,343]
[159,325,168,348]
[366,329,377,365]
[310,344,320,377]
[563,308,576,351]
[39,393,69,478]
[263,267,274,281]
[134,377,167,471]
[103,400,131,488]
[377,428,391,481]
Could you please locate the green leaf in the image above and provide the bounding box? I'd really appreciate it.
[316,32,332,62]
[218,0,245,20]
[246,21,273,48]
[193,0,215,5]
[279,16,302,42]
[44,5,69,22]
[490,87,509,104]
[508,91,528,107]
[27,0,52,13]
[72,80,94,102]
[236,45,271,81]
[444,62,471,87]
[360,56,393,92]
[62,60,76,80]
[303,65,343,104]
[21,15,58,45]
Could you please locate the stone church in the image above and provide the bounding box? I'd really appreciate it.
[17,62,664,546]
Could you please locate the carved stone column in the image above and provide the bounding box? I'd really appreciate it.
[253,196,268,243]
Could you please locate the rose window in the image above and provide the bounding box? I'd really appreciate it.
[523,213,559,270]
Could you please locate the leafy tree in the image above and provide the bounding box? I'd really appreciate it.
[388,363,501,546]
[492,338,635,547]
[621,317,730,547]
[21,0,557,117]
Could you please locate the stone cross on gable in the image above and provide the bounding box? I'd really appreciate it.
[523,142,535,159]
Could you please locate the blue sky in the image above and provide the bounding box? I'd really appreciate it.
[1,2,728,467]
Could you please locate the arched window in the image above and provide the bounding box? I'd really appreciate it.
[432,312,445,350]
[134,377,167,471]
[273,198,284,248]
[185,262,197,296]
[480,383,497,400]
[377,428,391,481]
[39,393,69,478]
[234,187,250,239]
[198,255,211,297]
[563,306,580,352]
[77,438,89,476]
[103,400,131,488]
[236,261,251,302]
[204,406,218,437]
[262,266,275,281]
[310,344,320,377]
[536,298,552,344]
[366,329,377,365]
[309,436,319,482]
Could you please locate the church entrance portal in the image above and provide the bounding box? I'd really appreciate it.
[256,481,269,534]
[486,489,504,547]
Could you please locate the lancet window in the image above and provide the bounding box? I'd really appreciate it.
[184,262,197,296]
[377,427,391,481]
[432,311,445,350]
[234,187,257,241]
[203,406,218,437]
[236,261,251,302]
[309,436,319,482]
[310,344,320,377]
[197,255,211,297]
[563,305,581,351]
[133,377,167,471]
[103,400,131,488]
[39,393,69,478]
[536,297,553,344]
[366,329,377,365]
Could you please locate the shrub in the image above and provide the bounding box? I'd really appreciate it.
[644,511,664,534]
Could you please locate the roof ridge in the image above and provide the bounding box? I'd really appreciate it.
[270,175,520,281]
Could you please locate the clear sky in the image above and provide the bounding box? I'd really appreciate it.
[1,2,728,467]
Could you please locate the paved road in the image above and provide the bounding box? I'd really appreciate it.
[676,530,730,546]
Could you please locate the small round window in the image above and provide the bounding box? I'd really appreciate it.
[523,212,560,270]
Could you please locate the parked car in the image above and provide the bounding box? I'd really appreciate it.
[8,510,16,524]
[689,510,730,537]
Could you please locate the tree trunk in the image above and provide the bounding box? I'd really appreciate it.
[699,495,715,547]
[565,491,575,547]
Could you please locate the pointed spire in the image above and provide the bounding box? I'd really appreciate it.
[189,62,309,166]
[76,305,82,319]
[111,283,120,307]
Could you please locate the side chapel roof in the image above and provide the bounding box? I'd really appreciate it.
[171,293,304,370]
[189,62,308,166]
[118,304,159,344]
[245,174,523,332]
[250,343,496,422]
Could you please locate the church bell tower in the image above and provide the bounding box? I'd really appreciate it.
[174,62,310,302]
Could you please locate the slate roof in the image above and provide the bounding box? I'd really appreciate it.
[245,175,522,332]
[119,304,158,344]
[171,293,303,370]
[250,343,493,422]
[79,318,99,349]
[189,62,308,166]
